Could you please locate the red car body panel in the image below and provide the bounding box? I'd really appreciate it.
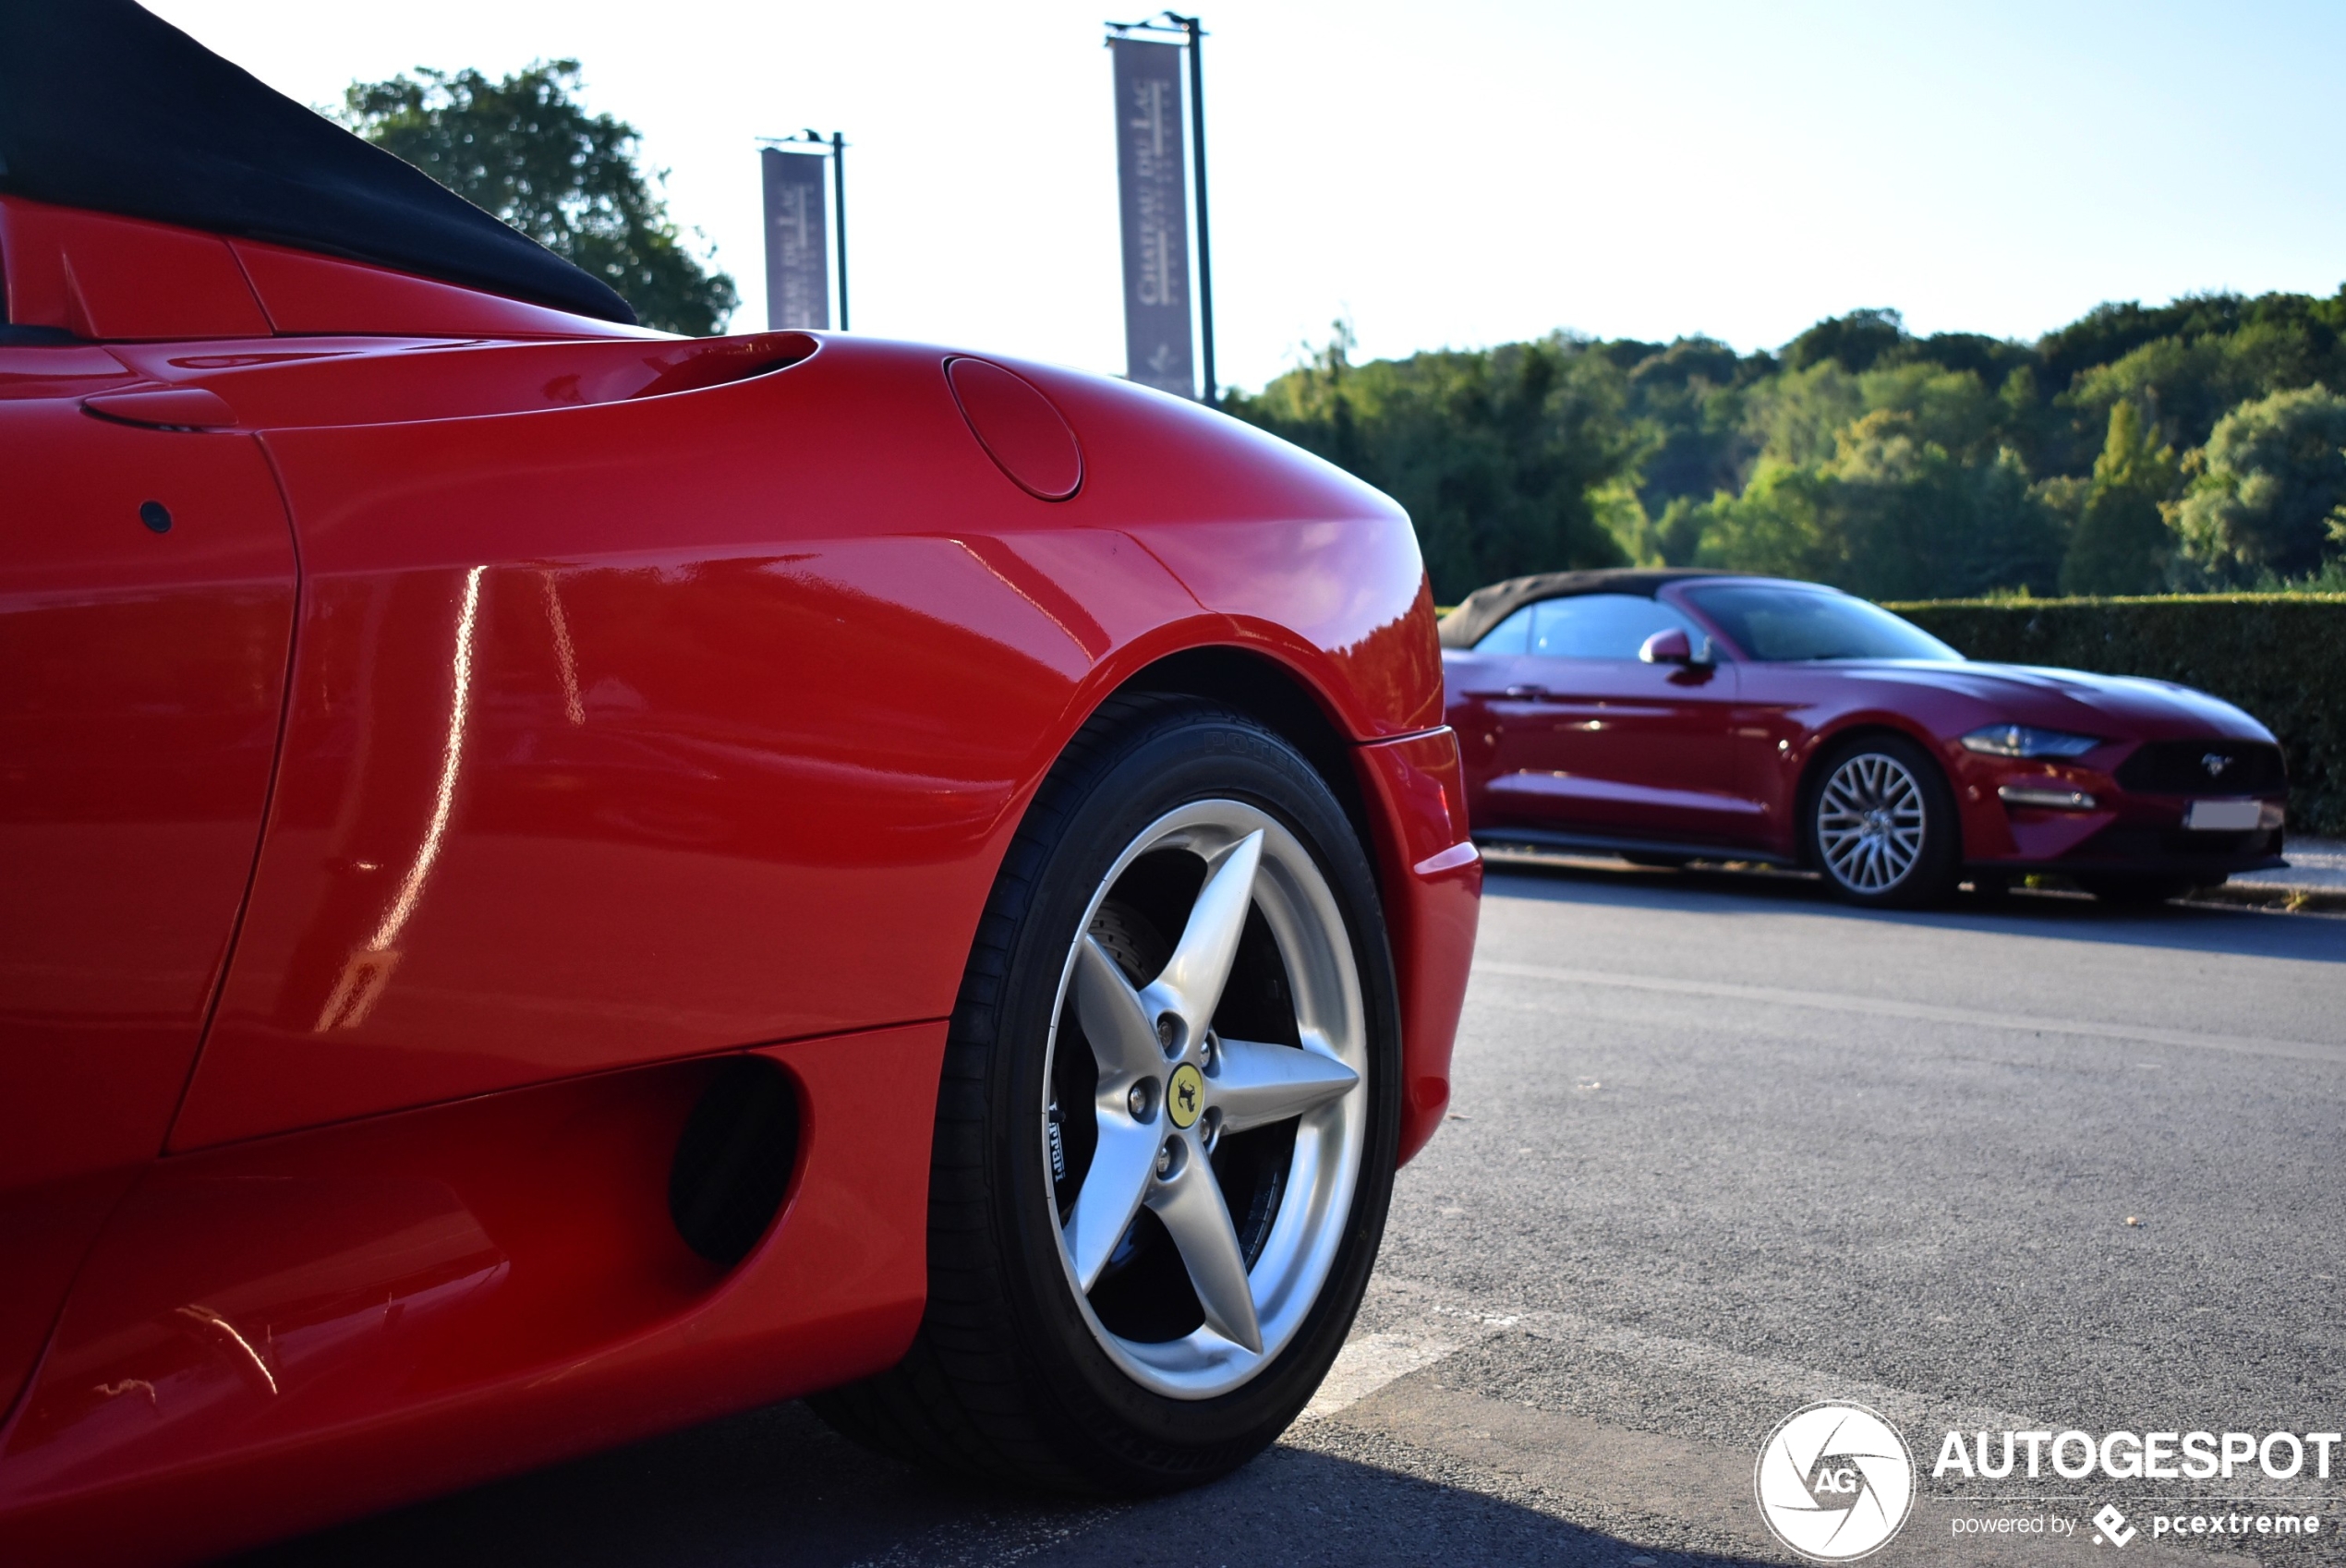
[1353,731,1481,1159]
[1446,575,2287,876]
[4,1023,941,1568]
[0,197,1479,1563]
[0,385,297,1423]
[1464,655,1752,844]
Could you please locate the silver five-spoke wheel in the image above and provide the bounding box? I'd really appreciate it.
[1046,800,1366,1399]
[812,699,1399,1492]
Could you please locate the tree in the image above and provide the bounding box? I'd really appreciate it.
[1225,283,2346,603]
[1619,335,1765,519]
[1229,329,1636,600]
[2174,384,2346,582]
[1783,308,1907,374]
[2060,400,2180,595]
[344,61,736,335]
[1741,360,1865,470]
[1694,411,2060,599]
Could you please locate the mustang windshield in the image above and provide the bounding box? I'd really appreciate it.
[1682,585,1959,663]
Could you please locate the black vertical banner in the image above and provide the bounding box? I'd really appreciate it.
[761,148,830,331]
[1111,38,1194,398]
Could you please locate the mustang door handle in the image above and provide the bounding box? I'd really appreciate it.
[1502,684,1549,699]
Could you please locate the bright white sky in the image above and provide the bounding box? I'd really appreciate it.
[150,1,2346,392]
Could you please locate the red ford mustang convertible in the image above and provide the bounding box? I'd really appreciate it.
[1443,569,2287,907]
[0,7,1480,1562]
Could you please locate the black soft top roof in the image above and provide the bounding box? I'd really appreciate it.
[0,0,635,325]
[1436,568,1756,649]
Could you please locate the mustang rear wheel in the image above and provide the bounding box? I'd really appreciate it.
[812,695,1400,1493]
[1805,734,1960,908]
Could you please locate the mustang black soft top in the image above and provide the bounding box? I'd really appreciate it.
[1436,568,1752,649]
[0,0,635,325]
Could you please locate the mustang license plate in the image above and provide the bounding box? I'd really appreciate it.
[2183,799,2262,831]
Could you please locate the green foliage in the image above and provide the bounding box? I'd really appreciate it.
[1690,416,2060,600]
[2038,292,2346,394]
[1230,283,2346,605]
[1226,326,1637,601]
[2269,556,2346,595]
[343,60,736,335]
[2065,323,2324,459]
[1888,595,2346,836]
[1784,308,1909,374]
[1742,361,1865,469]
[2172,385,2346,583]
[1619,336,1764,516]
[2060,401,2180,595]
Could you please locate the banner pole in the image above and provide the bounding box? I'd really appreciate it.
[831,131,850,332]
[1177,14,1215,407]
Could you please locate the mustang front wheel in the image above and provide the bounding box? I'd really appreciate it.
[1806,734,1960,908]
[812,695,1401,1492]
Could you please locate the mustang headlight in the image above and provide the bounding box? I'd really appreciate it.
[1960,724,2102,759]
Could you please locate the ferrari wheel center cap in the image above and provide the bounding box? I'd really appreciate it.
[1167,1062,1205,1129]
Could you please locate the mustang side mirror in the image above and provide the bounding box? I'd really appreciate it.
[1639,628,1711,666]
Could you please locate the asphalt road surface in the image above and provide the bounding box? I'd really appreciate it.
[240,859,2346,1568]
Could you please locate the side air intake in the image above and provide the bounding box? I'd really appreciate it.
[668,1055,802,1268]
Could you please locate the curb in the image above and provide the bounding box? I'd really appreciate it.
[2183,882,2346,916]
[1480,845,2346,917]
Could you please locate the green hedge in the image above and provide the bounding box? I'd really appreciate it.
[1885,596,2346,838]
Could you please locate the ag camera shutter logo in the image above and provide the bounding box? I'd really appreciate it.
[1755,1402,1917,1561]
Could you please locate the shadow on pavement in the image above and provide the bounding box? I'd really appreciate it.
[228,1398,1773,1568]
[1482,855,2346,966]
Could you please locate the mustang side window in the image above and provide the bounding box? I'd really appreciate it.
[1473,606,1539,654]
[1679,585,1956,662]
[1527,595,1701,658]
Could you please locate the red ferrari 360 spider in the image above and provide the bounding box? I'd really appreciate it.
[0,6,1480,1562]
[1442,569,2287,907]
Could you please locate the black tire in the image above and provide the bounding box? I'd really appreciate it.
[2074,872,2203,905]
[810,694,1403,1494]
[1802,732,1962,909]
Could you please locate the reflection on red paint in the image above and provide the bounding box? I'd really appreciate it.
[315,564,487,1031]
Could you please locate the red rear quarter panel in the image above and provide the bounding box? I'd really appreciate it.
[1011,368,1470,1157]
[1012,365,1445,739]
[1,315,1476,1563]
[156,336,1458,1147]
